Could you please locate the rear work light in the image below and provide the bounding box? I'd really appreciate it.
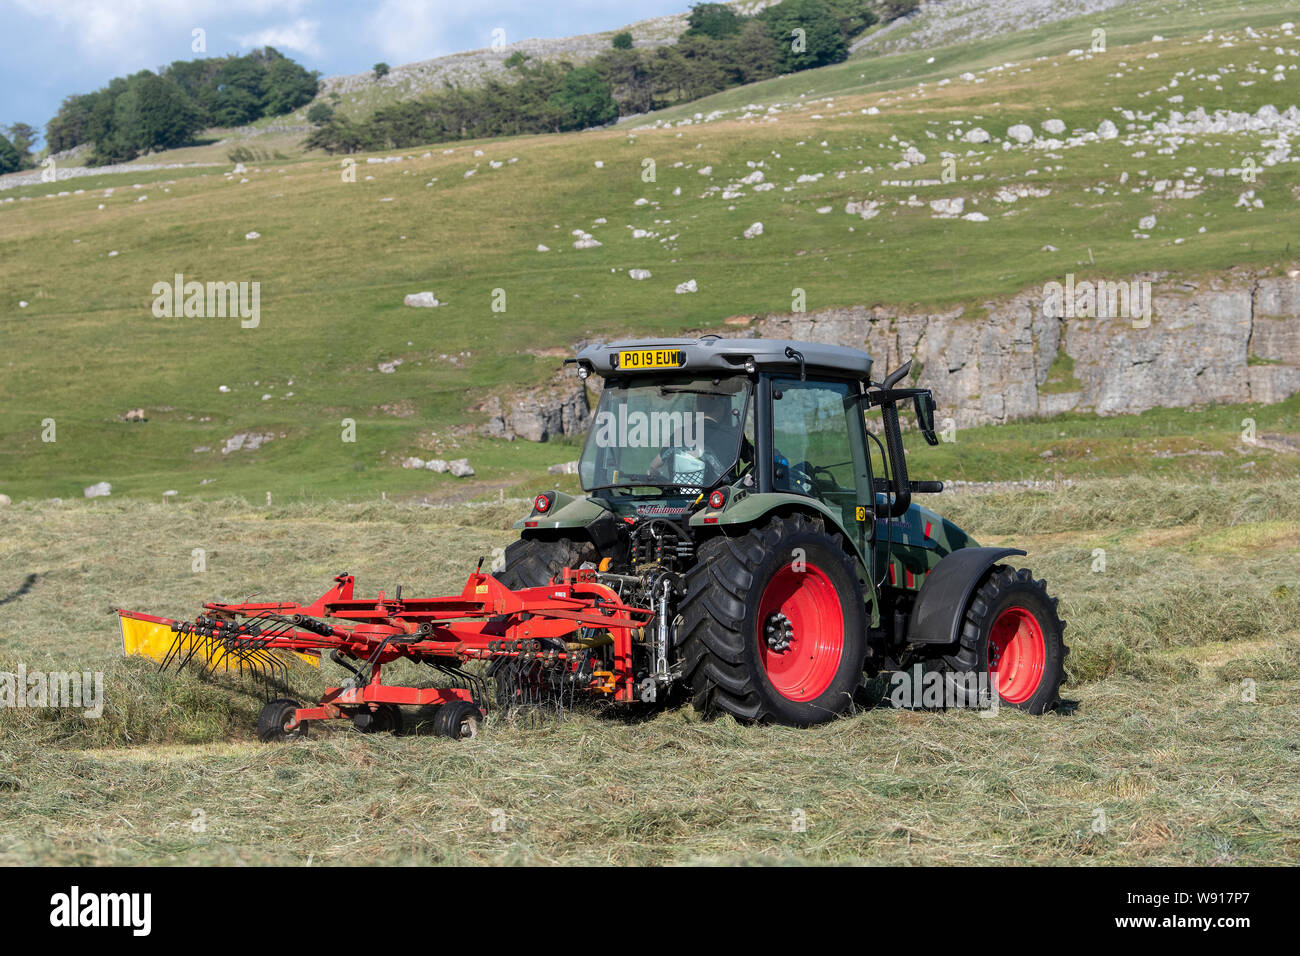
[708,489,727,510]
[533,493,554,515]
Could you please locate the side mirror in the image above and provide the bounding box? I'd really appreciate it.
[914,392,939,446]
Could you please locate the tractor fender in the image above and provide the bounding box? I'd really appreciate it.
[907,547,1026,645]
[690,491,845,536]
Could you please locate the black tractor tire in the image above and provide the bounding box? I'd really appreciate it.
[257,698,308,743]
[939,565,1067,714]
[436,700,483,740]
[494,537,593,589]
[677,513,867,726]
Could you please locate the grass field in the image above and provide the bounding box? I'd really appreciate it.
[1,477,1296,864]
[2,2,1297,504]
[1,0,1297,866]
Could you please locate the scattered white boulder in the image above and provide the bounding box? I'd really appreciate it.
[83,481,112,499]
[426,459,449,473]
[1139,215,1157,230]
[232,163,246,174]
[930,197,965,217]
[962,211,989,222]
[218,385,230,393]
[1006,124,1033,143]
[963,127,990,143]
[573,233,602,249]
[1042,118,1066,135]
[0,494,11,506]
[537,244,550,252]
[18,300,28,308]
[378,358,403,374]
[1097,119,1119,140]
[743,222,764,239]
[163,490,178,497]
[902,146,926,164]
[448,458,475,478]
[222,432,274,455]
[845,199,881,220]
[404,292,442,308]
[675,279,698,294]
[244,231,260,240]
[628,269,652,280]
[403,456,426,469]
[547,461,579,475]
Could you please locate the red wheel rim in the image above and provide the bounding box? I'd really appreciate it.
[987,606,1046,703]
[756,563,844,702]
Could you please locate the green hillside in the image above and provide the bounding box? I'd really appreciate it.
[2,0,1298,503]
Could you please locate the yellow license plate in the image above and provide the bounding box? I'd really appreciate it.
[618,348,686,370]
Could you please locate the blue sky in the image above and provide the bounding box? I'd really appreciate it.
[0,0,691,146]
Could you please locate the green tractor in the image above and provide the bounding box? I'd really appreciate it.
[497,337,1067,726]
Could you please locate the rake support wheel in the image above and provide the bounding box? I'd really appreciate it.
[436,700,482,740]
[257,698,308,743]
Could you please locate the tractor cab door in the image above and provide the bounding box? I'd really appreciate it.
[769,376,874,561]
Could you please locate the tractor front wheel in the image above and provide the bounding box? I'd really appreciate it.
[678,513,867,726]
[940,566,1067,713]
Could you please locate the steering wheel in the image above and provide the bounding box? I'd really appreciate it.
[787,460,824,496]
[652,445,726,483]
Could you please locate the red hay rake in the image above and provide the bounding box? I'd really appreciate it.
[118,567,654,741]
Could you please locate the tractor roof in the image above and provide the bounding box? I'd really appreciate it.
[576,336,873,380]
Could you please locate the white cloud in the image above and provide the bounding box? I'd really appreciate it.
[10,0,308,65]
[238,18,323,56]
[365,0,446,64]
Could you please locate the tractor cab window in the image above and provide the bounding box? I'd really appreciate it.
[580,376,752,493]
[771,378,858,515]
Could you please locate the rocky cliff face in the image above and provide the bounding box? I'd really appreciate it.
[478,272,1298,441]
[755,273,1300,429]
[477,364,595,442]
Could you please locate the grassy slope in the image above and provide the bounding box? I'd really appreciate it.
[1,1,1298,504]
[1,479,1296,864]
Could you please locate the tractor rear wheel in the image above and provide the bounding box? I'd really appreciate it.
[939,566,1067,713]
[494,537,593,589]
[678,513,867,726]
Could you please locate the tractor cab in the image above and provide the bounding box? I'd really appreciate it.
[567,335,939,567]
